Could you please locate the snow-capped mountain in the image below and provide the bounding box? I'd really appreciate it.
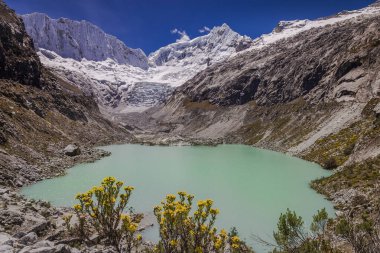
[21,2,380,113]
[249,2,380,49]
[22,15,254,112]
[22,13,148,69]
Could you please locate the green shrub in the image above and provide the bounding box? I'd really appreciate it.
[336,214,380,253]
[271,209,338,253]
[323,157,338,170]
[71,177,142,252]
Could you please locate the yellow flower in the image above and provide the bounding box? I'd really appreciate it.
[197,200,206,207]
[231,236,240,243]
[210,208,220,215]
[178,191,187,196]
[124,186,134,191]
[121,214,131,222]
[232,243,240,249]
[169,239,177,246]
[73,204,82,211]
[136,234,142,241]
[128,223,138,232]
[214,238,222,249]
[166,194,176,202]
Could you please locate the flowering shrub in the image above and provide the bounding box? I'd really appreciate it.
[72,177,142,252]
[153,191,244,253]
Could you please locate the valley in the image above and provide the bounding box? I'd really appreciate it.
[0,0,379,252]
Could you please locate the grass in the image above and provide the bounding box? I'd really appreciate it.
[303,98,380,168]
[311,155,380,200]
[183,99,218,111]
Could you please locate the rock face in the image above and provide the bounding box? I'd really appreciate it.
[176,17,380,106]
[22,13,148,69]
[0,2,41,86]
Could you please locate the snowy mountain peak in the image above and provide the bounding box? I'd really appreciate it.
[273,20,309,33]
[148,23,252,67]
[251,2,380,49]
[22,13,149,69]
[209,23,232,34]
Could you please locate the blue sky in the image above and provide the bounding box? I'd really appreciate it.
[5,0,376,54]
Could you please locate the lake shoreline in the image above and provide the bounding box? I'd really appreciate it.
[1,136,338,253]
[19,143,335,253]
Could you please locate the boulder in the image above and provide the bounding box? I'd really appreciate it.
[0,210,24,226]
[63,145,81,157]
[18,241,54,253]
[374,103,380,117]
[54,244,72,253]
[19,232,38,245]
[0,188,10,195]
[28,221,50,235]
[0,245,13,253]
[0,233,13,246]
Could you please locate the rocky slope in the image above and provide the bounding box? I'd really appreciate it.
[0,1,132,188]
[147,1,380,159]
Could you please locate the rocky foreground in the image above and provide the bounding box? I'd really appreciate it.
[0,186,136,253]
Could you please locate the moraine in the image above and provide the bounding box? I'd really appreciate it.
[21,144,334,253]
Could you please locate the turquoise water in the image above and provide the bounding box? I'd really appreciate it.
[21,144,334,252]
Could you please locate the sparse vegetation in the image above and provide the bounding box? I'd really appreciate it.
[256,209,339,253]
[68,177,143,252]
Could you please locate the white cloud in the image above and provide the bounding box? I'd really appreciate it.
[171,28,190,42]
[199,26,211,33]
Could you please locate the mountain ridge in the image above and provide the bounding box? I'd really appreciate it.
[21,2,380,113]
[22,14,254,112]
[22,12,149,69]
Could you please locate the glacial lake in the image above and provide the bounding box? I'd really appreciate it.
[21,144,334,252]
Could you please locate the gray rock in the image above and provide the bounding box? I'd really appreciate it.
[13,232,26,239]
[19,232,38,245]
[0,233,13,246]
[54,244,71,253]
[0,188,10,195]
[374,103,380,117]
[29,247,55,253]
[28,221,50,235]
[63,145,81,157]
[18,241,55,253]
[33,241,54,248]
[0,245,13,253]
[0,211,24,226]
